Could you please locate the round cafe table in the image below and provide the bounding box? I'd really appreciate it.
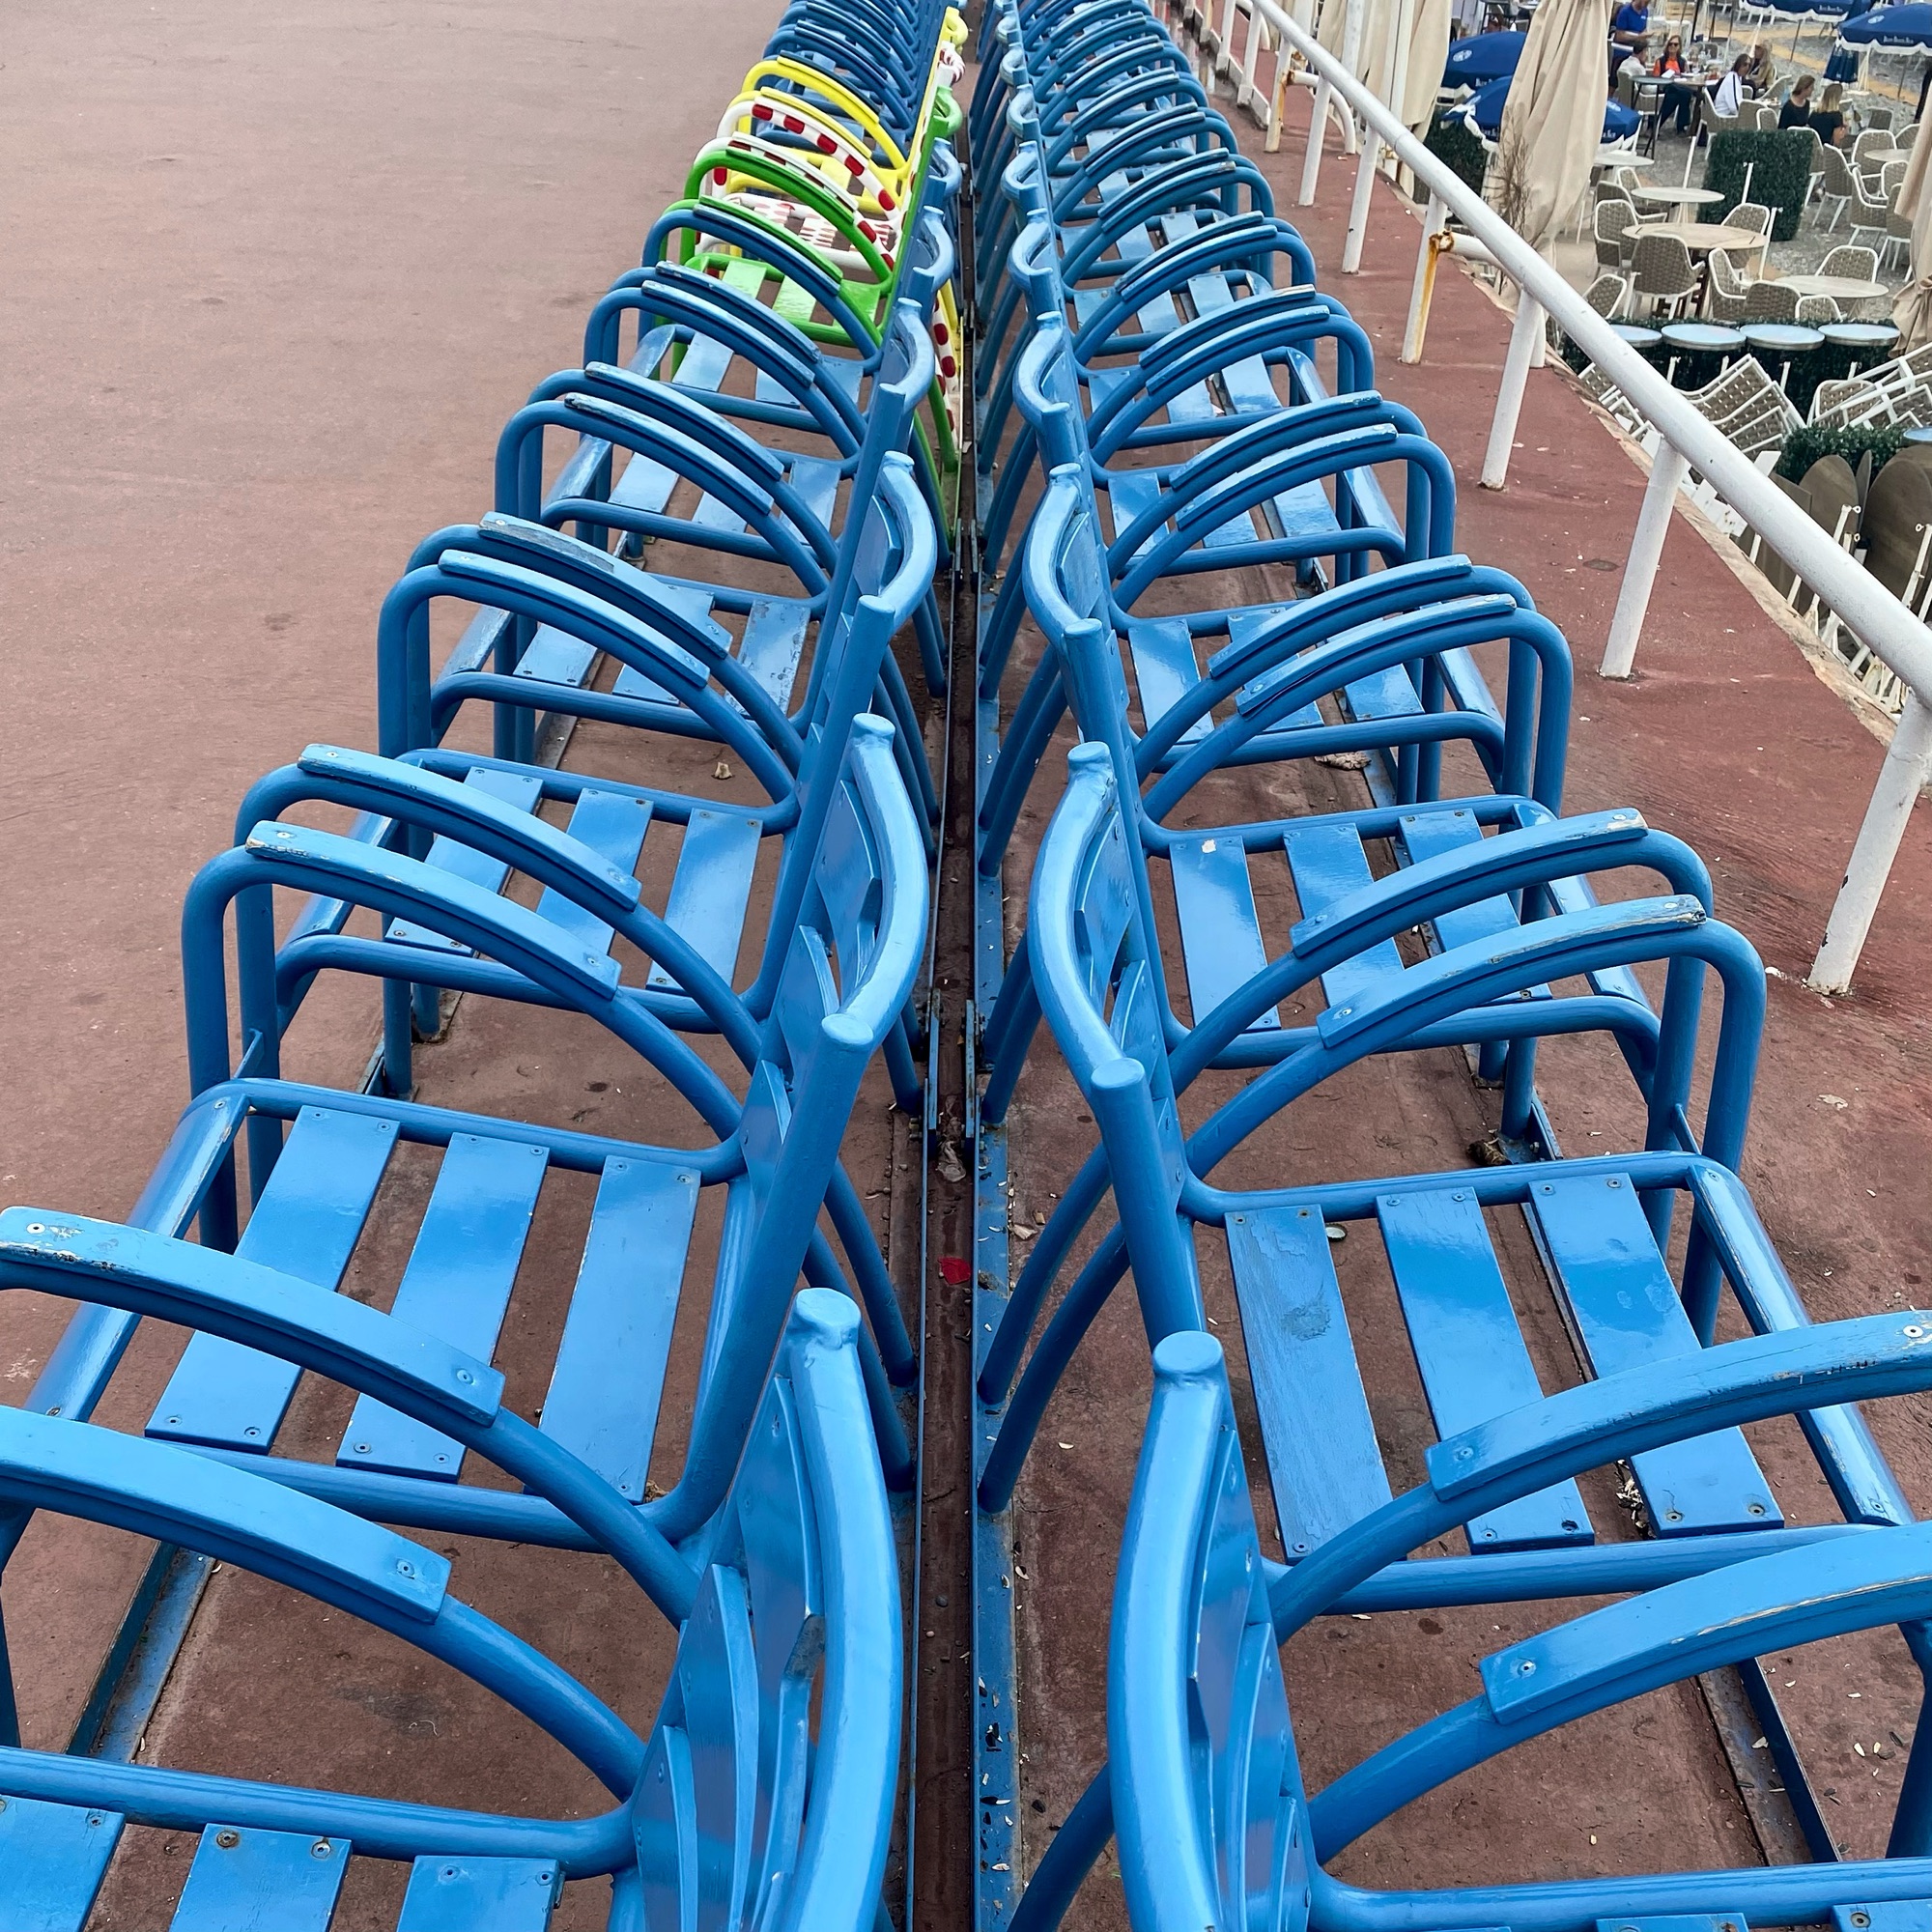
[1819,319,1902,381]
[1743,322,1825,399]
[1775,272,1889,306]
[1632,184,1724,212]
[1626,221,1771,255]
[1660,320,1746,387]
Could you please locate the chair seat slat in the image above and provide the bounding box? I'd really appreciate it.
[1378,1189,1594,1552]
[148,1108,400,1452]
[1229,1204,1391,1557]
[538,1157,702,1500]
[335,1134,549,1482]
[1531,1174,1782,1536]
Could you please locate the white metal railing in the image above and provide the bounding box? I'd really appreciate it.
[1199,0,1932,992]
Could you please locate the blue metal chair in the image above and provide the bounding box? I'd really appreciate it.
[990,745,1916,1599]
[977,213,1343,576]
[422,300,938,773]
[368,441,935,1100]
[0,1285,899,1932]
[639,182,965,576]
[980,300,1455,681]
[1047,1321,1932,1932]
[973,457,1578,1136]
[971,0,1205,198]
[17,711,925,1578]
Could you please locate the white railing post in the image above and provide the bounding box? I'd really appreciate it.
[1342,130,1380,270]
[1266,59,1292,150]
[1299,75,1331,201]
[1600,443,1690,676]
[1809,689,1932,991]
[1402,196,1447,362]
[1211,0,1239,62]
[1480,294,1544,487]
[1238,2,1268,110]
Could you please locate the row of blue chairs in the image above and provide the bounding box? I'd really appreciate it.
[0,2,966,1924]
[965,2,1932,1928]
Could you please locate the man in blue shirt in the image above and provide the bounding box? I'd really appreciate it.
[1608,0,1649,87]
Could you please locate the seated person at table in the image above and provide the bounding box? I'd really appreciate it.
[1745,41,1776,95]
[1779,73,1815,128]
[1712,54,1749,120]
[1811,80,1849,147]
[1655,34,1698,131]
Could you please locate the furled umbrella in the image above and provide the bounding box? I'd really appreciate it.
[1319,0,1394,81]
[1494,0,1615,253]
[1892,107,1932,350]
[1405,0,1454,131]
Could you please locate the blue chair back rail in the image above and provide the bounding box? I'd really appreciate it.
[12,720,924,1562]
[976,108,1262,351]
[585,258,873,461]
[431,312,938,767]
[979,226,1352,574]
[592,206,956,453]
[365,448,934,1082]
[971,13,1205,221]
[975,477,1577,1124]
[0,1287,898,1932]
[1024,1321,1932,1932]
[972,21,1196,188]
[976,746,1892,1592]
[983,149,1280,349]
[979,319,1457,705]
[983,393,1499,781]
[639,196,965,567]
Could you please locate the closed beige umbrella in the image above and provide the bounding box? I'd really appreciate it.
[1892,129,1932,351]
[1319,0,1393,82]
[1495,0,1612,254]
[1402,0,1452,133]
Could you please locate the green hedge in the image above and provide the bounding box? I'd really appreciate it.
[1425,109,1487,195]
[1774,421,1907,482]
[1704,128,1813,242]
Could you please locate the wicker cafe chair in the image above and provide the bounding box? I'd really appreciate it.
[1800,125,1826,205]
[1809,376,1885,426]
[1886,193,1914,273]
[1632,231,1698,319]
[1707,247,1754,323]
[1596,196,1637,269]
[1723,200,1775,241]
[1822,242,1881,281]
[1796,294,1842,326]
[1849,167,1894,251]
[1585,270,1632,321]
[1742,278,1798,324]
[1818,144,1857,232]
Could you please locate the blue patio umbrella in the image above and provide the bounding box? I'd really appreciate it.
[1464,71,1642,139]
[1443,29,1526,86]
[1744,0,1860,17]
[1838,0,1932,43]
